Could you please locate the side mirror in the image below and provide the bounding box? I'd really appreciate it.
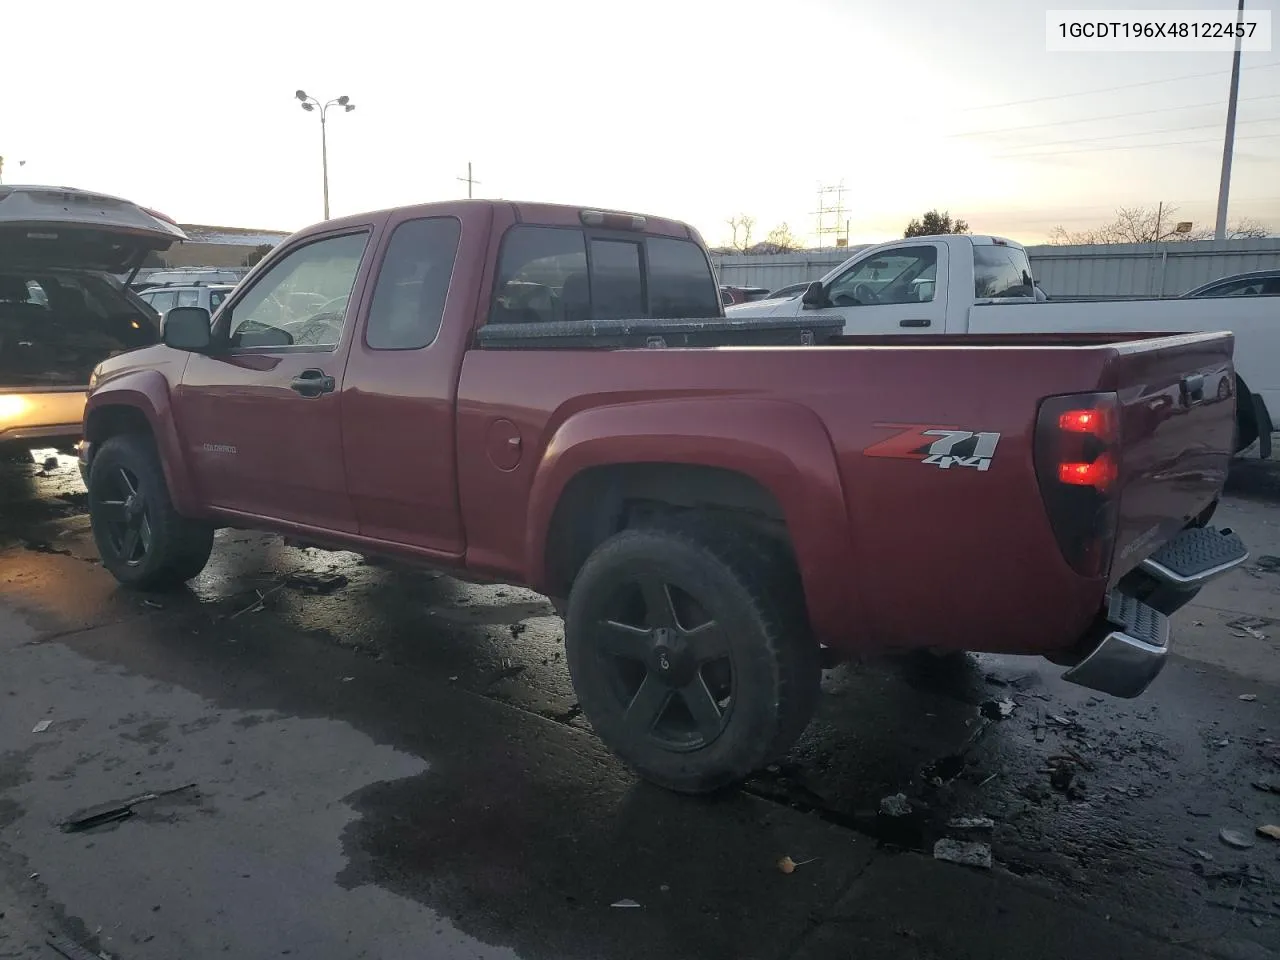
[801,281,827,308]
[163,306,213,351]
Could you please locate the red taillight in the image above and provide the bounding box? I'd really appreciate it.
[1058,453,1117,489]
[1034,392,1122,579]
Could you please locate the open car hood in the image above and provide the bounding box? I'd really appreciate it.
[0,185,187,273]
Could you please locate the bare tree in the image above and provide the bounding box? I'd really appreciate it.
[764,222,802,251]
[725,214,757,253]
[1049,204,1272,244]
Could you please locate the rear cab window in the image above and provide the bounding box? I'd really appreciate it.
[973,243,1036,299]
[488,225,719,325]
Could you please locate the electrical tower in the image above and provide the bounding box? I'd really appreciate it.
[812,182,849,248]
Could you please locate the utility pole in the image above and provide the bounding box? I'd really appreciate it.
[457,162,480,199]
[1215,0,1246,240]
[1154,201,1163,241]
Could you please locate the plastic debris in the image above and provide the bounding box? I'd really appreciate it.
[933,839,992,869]
[947,816,995,831]
[879,793,912,817]
[1220,828,1256,850]
[1240,694,1259,702]
[610,899,642,908]
[31,720,51,734]
[1257,825,1280,841]
[60,784,197,833]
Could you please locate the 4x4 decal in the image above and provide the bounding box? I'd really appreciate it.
[863,423,1001,472]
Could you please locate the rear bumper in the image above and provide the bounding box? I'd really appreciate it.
[1059,525,1248,698]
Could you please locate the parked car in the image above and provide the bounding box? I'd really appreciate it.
[81,200,1245,794]
[718,284,772,306]
[136,282,235,324]
[0,184,182,453]
[766,281,815,299]
[1181,269,1280,299]
[727,233,1277,458]
[130,267,243,292]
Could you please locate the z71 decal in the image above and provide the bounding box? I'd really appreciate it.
[862,424,1002,472]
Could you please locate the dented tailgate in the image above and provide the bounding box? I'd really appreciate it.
[1103,331,1237,585]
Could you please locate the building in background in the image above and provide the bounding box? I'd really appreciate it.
[153,224,293,269]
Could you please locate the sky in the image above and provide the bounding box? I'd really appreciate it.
[2,0,1278,247]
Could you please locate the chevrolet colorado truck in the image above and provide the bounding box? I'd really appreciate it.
[81,199,1248,794]
[724,233,1279,458]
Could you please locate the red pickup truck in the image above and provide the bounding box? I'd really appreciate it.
[80,199,1248,794]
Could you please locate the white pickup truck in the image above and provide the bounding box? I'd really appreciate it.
[725,234,1278,457]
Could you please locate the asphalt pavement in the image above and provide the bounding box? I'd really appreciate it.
[3,448,1280,960]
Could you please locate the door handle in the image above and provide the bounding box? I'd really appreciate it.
[900,318,931,328]
[290,369,335,398]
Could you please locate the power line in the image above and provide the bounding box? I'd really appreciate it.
[958,61,1280,112]
[950,93,1280,139]
[997,115,1280,152]
[995,130,1280,160]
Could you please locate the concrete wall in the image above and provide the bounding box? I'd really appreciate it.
[712,238,1280,298]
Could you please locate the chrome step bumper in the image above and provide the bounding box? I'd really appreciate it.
[1063,591,1169,699]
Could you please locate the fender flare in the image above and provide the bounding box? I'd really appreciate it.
[1236,373,1273,459]
[84,373,199,516]
[524,397,859,643]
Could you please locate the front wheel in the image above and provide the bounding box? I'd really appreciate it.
[564,518,821,794]
[88,433,214,590]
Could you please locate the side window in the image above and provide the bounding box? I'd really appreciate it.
[209,289,229,313]
[176,288,201,307]
[829,247,937,306]
[590,239,643,321]
[366,217,462,350]
[490,226,587,324]
[974,245,1035,299]
[647,237,720,318]
[149,290,178,313]
[224,232,368,349]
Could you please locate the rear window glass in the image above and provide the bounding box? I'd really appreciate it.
[366,217,462,349]
[489,225,718,324]
[974,245,1035,299]
[647,237,720,317]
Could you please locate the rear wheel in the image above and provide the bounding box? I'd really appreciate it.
[88,433,214,590]
[564,516,821,794]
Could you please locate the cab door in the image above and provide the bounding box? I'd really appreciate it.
[807,242,949,334]
[173,228,377,532]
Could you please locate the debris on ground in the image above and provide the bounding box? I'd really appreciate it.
[142,600,164,610]
[1047,758,1087,799]
[1228,616,1271,641]
[45,933,104,960]
[284,571,349,595]
[485,660,527,687]
[42,457,59,472]
[1220,828,1256,850]
[1260,743,1280,768]
[879,793,912,817]
[933,839,992,869]
[980,698,1017,720]
[1240,694,1259,702]
[611,899,642,908]
[60,784,198,833]
[509,622,528,638]
[947,816,995,830]
[1257,825,1280,841]
[1255,556,1280,572]
[777,855,819,874]
[31,720,51,733]
[1180,846,1215,862]
[228,585,283,620]
[1255,780,1280,794]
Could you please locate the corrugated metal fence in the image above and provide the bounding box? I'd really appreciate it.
[712,238,1280,298]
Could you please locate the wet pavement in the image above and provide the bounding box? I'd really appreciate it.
[3,447,1280,959]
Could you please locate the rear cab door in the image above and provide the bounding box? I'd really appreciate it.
[174,220,383,531]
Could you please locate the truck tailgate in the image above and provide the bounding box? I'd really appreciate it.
[1103,332,1236,584]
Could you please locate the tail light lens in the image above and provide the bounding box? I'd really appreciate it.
[1033,391,1122,579]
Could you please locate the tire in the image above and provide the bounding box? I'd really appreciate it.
[87,433,214,590]
[564,515,821,794]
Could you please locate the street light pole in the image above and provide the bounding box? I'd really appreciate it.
[295,90,356,220]
[1214,0,1246,240]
